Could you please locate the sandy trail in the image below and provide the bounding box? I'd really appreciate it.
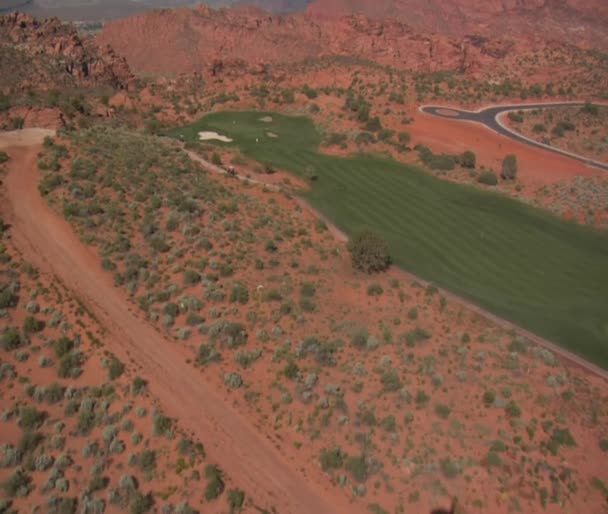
[0,130,362,514]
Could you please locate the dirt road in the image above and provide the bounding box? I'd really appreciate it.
[0,131,362,514]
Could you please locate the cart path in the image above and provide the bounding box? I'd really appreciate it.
[420,102,608,172]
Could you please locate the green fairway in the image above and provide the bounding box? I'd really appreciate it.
[168,111,608,368]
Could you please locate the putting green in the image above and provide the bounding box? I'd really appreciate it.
[168,111,608,369]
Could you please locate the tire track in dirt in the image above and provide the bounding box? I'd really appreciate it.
[0,130,364,514]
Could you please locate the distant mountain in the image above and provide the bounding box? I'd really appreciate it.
[306,0,608,51]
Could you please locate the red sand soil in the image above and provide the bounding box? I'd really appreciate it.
[411,111,603,189]
[1,134,366,514]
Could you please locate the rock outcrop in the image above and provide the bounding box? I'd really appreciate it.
[0,12,134,92]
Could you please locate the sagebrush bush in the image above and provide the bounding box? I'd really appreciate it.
[348,230,391,274]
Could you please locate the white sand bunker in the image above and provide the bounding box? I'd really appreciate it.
[198,131,233,142]
[259,116,273,123]
[266,131,279,139]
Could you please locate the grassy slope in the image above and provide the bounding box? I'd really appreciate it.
[168,111,608,368]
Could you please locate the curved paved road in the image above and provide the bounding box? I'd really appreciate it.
[420,102,608,172]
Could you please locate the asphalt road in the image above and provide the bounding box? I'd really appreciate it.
[420,102,608,172]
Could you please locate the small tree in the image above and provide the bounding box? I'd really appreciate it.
[501,154,518,180]
[348,230,391,274]
[460,150,476,169]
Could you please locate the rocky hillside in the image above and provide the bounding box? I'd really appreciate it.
[306,0,608,52]
[0,12,134,93]
[97,5,521,77]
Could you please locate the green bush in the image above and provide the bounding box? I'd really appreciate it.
[501,154,518,180]
[477,170,498,186]
[19,407,45,430]
[23,316,44,334]
[227,489,245,513]
[108,356,125,380]
[483,390,496,407]
[130,492,154,514]
[1,328,22,351]
[434,404,451,419]
[3,468,31,497]
[460,150,476,169]
[229,283,249,304]
[505,400,521,418]
[319,447,344,471]
[367,284,383,296]
[0,152,9,164]
[204,465,224,501]
[345,455,368,482]
[380,369,402,392]
[348,230,391,274]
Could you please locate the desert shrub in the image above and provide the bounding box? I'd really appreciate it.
[227,489,245,513]
[367,283,383,296]
[136,450,156,473]
[501,154,518,180]
[440,457,460,478]
[19,407,45,430]
[44,383,65,404]
[483,390,496,407]
[211,153,222,166]
[18,431,43,454]
[1,328,22,351]
[345,455,368,482]
[546,427,576,455]
[153,412,173,437]
[108,356,125,380]
[508,112,524,123]
[348,230,391,274]
[204,465,224,501]
[402,327,431,347]
[283,361,299,380]
[58,352,83,378]
[0,288,17,309]
[183,270,201,286]
[132,377,147,395]
[380,415,396,432]
[300,282,316,297]
[302,85,318,99]
[350,327,369,349]
[53,337,73,358]
[197,343,221,365]
[415,390,430,407]
[3,468,31,497]
[355,131,376,145]
[460,150,476,168]
[209,321,247,349]
[532,123,546,133]
[434,404,451,419]
[477,170,498,186]
[88,475,108,492]
[581,102,599,116]
[23,316,44,334]
[417,145,457,170]
[505,400,521,418]
[364,117,382,132]
[319,447,345,472]
[130,492,154,514]
[324,132,348,147]
[398,131,411,144]
[234,350,261,369]
[381,369,402,392]
[229,283,249,304]
[0,444,22,468]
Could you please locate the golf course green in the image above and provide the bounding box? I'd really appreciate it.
[168,111,608,369]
